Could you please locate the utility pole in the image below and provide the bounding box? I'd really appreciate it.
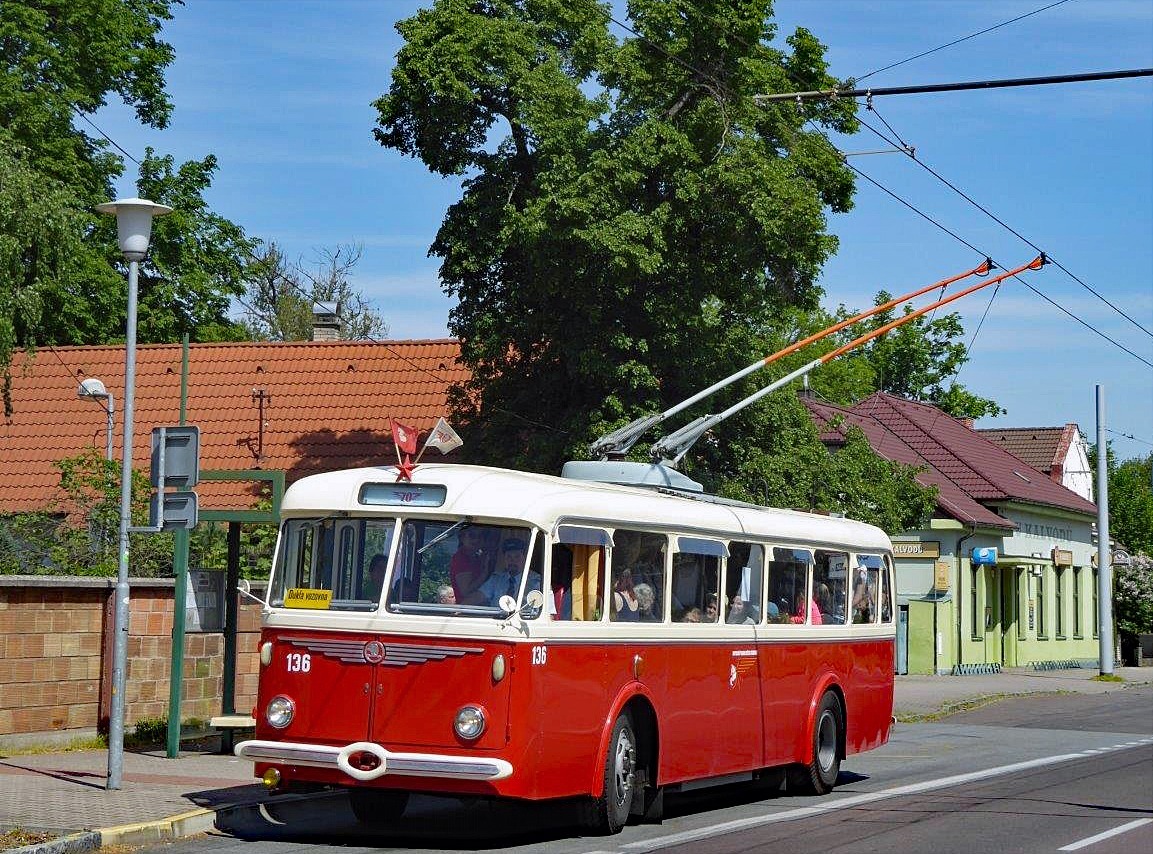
[1096,385,1114,675]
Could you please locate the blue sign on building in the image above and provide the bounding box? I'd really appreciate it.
[971,547,998,565]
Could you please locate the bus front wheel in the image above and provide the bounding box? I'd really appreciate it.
[348,788,410,825]
[583,711,636,834]
[788,691,842,795]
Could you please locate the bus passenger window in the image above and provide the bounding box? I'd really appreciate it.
[814,550,847,625]
[549,544,574,620]
[726,542,764,624]
[880,557,894,622]
[853,555,883,624]
[611,530,667,622]
[671,551,720,623]
[769,547,812,624]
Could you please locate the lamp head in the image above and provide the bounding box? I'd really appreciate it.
[78,378,109,399]
[94,197,173,260]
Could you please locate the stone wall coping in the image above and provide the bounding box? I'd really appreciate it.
[0,575,267,590]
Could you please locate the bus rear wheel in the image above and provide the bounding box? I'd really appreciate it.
[788,691,842,795]
[582,711,636,835]
[348,788,410,825]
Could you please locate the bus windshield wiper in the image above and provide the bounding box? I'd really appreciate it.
[417,516,473,555]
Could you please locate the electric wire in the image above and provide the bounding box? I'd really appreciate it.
[855,0,1076,83]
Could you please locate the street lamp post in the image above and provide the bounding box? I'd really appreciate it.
[95,197,172,791]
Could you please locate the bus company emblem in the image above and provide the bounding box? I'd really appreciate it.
[363,641,386,663]
[282,638,483,667]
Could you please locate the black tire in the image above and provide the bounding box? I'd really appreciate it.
[788,691,842,795]
[348,788,410,825]
[582,711,637,835]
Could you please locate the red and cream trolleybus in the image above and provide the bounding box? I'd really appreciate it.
[236,460,896,834]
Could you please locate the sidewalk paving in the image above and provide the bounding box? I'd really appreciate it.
[1,666,1149,852]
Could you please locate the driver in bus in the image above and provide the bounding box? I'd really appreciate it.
[479,538,529,605]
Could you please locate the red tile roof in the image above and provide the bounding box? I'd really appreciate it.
[801,395,1015,530]
[976,425,1078,481]
[1,341,467,513]
[847,393,1096,518]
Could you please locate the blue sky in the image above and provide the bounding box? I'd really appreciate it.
[96,0,1152,463]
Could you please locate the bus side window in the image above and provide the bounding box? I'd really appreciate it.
[611,530,667,622]
[814,549,848,625]
[549,544,574,620]
[770,547,813,624]
[726,542,764,624]
[671,552,720,623]
[880,557,894,622]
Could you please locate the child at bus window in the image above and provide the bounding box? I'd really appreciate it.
[726,595,756,624]
[611,567,640,621]
[435,584,456,605]
[634,582,658,621]
[363,553,387,599]
[680,607,702,623]
[704,593,719,623]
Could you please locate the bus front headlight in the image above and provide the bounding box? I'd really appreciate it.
[454,705,486,740]
[266,695,295,729]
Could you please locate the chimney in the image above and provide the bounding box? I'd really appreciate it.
[960,418,974,429]
[312,302,341,341]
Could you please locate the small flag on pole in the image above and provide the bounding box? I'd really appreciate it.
[423,417,464,455]
[391,419,419,456]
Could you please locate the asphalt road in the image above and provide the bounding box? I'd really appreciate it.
[142,686,1153,854]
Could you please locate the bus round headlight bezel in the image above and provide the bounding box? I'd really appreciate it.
[266,695,295,729]
[454,705,486,740]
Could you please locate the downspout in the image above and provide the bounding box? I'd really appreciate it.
[956,525,977,669]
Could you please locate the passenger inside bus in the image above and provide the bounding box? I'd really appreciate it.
[704,593,719,623]
[363,553,387,599]
[726,595,757,624]
[451,527,493,604]
[791,593,823,625]
[611,567,640,621]
[435,584,456,605]
[549,545,573,620]
[634,582,658,621]
[680,607,702,623]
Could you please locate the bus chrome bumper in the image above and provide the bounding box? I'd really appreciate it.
[234,739,513,782]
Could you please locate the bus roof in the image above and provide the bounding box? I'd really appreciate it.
[280,464,893,553]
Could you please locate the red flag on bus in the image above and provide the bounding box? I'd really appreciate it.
[391,419,419,456]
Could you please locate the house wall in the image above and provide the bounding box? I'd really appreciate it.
[0,576,261,745]
[894,510,1099,674]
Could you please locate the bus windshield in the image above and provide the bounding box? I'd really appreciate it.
[386,520,541,617]
[269,516,397,611]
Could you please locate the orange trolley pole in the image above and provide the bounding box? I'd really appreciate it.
[650,255,1046,463]
[590,258,995,458]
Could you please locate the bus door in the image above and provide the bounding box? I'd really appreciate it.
[531,528,612,789]
[261,518,378,745]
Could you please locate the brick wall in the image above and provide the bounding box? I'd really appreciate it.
[0,576,262,741]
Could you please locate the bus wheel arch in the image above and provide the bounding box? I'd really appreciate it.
[788,688,844,795]
[583,694,660,833]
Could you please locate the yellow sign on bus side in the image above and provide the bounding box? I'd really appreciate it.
[284,588,333,609]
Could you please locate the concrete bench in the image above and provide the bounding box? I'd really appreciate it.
[210,714,256,752]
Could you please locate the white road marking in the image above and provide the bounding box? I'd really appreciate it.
[1058,818,1153,851]
[601,738,1153,853]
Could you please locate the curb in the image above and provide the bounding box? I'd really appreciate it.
[4,833,100,854]
[96,807,220,848]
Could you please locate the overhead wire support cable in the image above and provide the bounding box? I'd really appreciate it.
[649,255,1047,464]
[755,68,1153,103]
[589,258,994,459]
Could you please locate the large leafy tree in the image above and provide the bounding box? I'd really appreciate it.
[376,0,859,473]
[1,0,254,413]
